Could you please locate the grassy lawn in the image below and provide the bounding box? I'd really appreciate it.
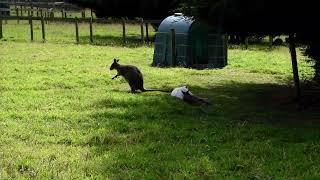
[1,22,320,179]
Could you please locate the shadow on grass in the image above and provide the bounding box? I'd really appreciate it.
[228,42,288,52]
[79,35,155,48]
[1,34,156,47]
[89,82,320,130]
[81,82,320,178]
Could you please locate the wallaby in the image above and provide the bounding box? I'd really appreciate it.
[110,59,170,93]
[182,90,211,106]
[171,85,192,99]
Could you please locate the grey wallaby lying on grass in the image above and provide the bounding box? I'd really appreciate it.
[182,90,211,106]
[110,59,171,93]
[171,86,212,106]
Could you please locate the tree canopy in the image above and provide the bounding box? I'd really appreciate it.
[182,0,320,82]
[182,0,318,34]
[64,0,180,19]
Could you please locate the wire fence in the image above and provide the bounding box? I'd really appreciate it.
[0,0,162,45]
[0,16,161,44]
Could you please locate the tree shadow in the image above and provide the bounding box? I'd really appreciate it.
[75,82,320,177]
[228,42,288,52]
[88,82,320,131]
[79,35,155,48]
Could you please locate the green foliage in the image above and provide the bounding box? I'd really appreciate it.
[181,0,320,82]
[65,0,180,19]
[0,22,319,179]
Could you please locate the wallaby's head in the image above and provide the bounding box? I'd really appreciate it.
[110,59,120,70]
[180,86,189,93]
[182,90,191,96]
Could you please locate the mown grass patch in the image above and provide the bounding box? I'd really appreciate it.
[0,23,319,179]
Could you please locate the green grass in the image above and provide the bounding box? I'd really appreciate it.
[1,22,320,179]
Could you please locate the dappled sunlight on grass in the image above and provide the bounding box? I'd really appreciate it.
[0,23,319,178]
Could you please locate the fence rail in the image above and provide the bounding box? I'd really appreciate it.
[0,1,82,11]
[0,15,162,44]
[0,15,161,24]
[0,1,162,45]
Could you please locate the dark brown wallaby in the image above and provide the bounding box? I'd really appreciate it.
[110,59,171,93]
[182,90,211,106]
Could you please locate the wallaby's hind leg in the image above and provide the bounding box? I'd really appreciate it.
[129,82,137,93]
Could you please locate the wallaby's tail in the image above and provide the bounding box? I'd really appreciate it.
[142,88,172,93]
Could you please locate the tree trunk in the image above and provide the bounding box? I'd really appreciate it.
[288,33,301,101]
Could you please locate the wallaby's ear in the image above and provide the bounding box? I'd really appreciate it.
[113,58,117,63]
[116,59,120,62]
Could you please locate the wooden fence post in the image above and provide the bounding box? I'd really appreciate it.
[45,10,48,24]
[171,29,176,66]
[145,23,149,42]
[0,18,3,39]
[16,7,19,24]
[245,36,249,49]
[89,17,93,43]
[47,10,50,23]
[20,5,23,17]
[31,2,34,17]
[269,35,273,49]
[122,18,126,45]
[29,16,33,41]
[75,17,79,44]
[40,9,43,18]
[224,35,229,65]
[81,10,85,19]
[41,15,45,42]
[27,7,30,17]
[27,9,30,25]
[140,18,144,43]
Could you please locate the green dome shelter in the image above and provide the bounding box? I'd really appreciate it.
[153,13,228,69]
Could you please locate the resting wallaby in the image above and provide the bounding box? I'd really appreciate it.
[182,90,211,106]
[110,59,170,93]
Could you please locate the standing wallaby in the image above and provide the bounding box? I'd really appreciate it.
[110,59,170,93]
